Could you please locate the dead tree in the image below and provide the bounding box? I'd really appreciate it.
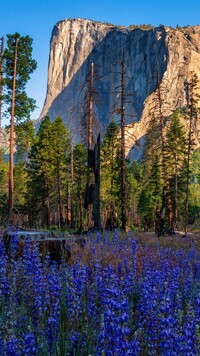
[147,58,172,235]
[111,51,136,232]
[153,64,168,233]
[93,134,101,230]
[87,63,94,229]
[81,62,101,230]
[68,109,74,229]
[120,53,126,232]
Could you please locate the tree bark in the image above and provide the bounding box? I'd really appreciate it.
[70,110,74,228]
[185,105,192,235]
[78,165,83,231]
[87,62,94,230]
[9,36,18,222]
[121,52,126,232]
[184,75,198,235]
[57,162,63,228]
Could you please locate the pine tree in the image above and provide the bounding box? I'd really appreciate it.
[126,160,140,228]
[138,153,163,232]
[145,61,171,234]
[184,72,200,235]
[10,120,34,223]
[13,161,29,219]
[189,148,200,225]
[68,110,74,229]
[138,116,163,232]
[101,121,121,228]
[2,33,37,222]
[51,116,69,228]
[111,52,136,231]
[165,110,187,231]
[28,117,53,227]
[80,62,101,230]
[73,143,87,230]
[27,116,69,228]
[15,119,34,161]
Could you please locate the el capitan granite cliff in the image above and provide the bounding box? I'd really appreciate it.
[39,18,200,159]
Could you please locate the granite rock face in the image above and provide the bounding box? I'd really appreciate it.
[40,19,200,160]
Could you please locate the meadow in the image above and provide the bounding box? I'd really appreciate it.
[0,229,200,355]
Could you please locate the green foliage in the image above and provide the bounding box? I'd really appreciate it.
[51,116,70,164]
[137,115,163,230]
[190,148,200,183]
[164,110,187,228]
[138,160,162,230]
[3,33,37,122]
[51,116,70,227]
[183,72,200,233]
[28,117,55,226]
[0,44,199,232]
[27,116,70,227]
[14,161,29,214]
[189,148,200,225]
[15,119,35,160]
[31,116,54,179]
[128,24,154,31]
[126,160,140,227]
[73,143,87,230]
[100,121,121,225]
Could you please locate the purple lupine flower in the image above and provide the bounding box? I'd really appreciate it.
[0,338,4,354]
[46,263,62,353]
[5,336,21,355]
[96,264,132,354]
[0,239,10,298]
[22,332,36,355]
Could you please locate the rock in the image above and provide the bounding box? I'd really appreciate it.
[38,19,200,159]
[2,228,71,265]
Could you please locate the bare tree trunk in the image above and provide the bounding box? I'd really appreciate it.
[93,134,101,230]
[66,174,70,227]
[184,74,199,235]
[88,63,93,150]
[173,153,178,231]
[154,61,167,236]
[9,36,18,222]
[57,162,63,228]
[185,105,192,235]
[155,61,166,173]
[78,166,83,231]
[45,180,51,228]
[184,75,198,235]
[121,52,126,232]
[69,110,74,228]
[87,62,94,230]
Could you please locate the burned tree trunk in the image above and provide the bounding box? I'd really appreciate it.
[93,134,101,230]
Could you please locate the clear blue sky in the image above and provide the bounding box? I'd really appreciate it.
[0,0,200,125]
